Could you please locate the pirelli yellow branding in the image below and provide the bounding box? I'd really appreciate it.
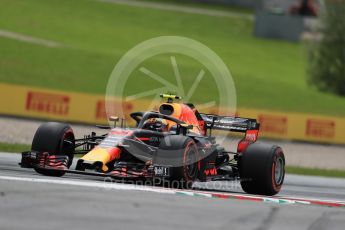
[1,82,345,144]
[237,108,345,144]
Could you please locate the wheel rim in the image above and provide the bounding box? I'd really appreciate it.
[61,133,74,153]
[185,148,198,178]
[60,130,75,167]
[274,157,284,185]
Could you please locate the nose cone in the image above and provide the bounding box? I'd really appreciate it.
[79,147,121,172]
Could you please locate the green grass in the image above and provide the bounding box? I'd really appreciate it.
[0,0,345,116]
[138,0,255,14]
[286,166,345,179]
[0,142,30,153]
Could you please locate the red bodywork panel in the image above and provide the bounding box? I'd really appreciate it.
[160,103,203,134]
[237,129,259,153]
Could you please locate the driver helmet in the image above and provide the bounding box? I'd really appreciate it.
[142,118,168,132]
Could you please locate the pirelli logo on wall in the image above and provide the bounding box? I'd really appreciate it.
[258,114,288,135]
[26,91,70,116]
[306,119,336,139]
[95,99,133,120]
[0,83,344,144]
[95,100,107,120]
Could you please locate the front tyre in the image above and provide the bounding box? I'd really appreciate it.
[32,122,75,177]
[239,143,285,196]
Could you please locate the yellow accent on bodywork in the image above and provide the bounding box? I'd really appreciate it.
[81,148,110,172]
[160,94,182,101]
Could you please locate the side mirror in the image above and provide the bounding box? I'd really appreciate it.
[178,123,193,135]
[109,116,119,128]
[180,123,193,129]
[109,116,119,122]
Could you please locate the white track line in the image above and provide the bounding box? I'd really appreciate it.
[1,175,344,207]
[278,195,345,205]
[0,175,176,194]
[0,29,62,48]
[98,0,254,21]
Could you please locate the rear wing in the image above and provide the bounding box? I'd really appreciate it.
[199,113,260,133]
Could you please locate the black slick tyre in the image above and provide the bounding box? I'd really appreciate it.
[32,122,75,177]
[239,142,285,195]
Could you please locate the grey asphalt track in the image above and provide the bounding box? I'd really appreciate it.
[0,152,345,230]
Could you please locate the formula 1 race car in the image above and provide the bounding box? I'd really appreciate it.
[21,94,285,195]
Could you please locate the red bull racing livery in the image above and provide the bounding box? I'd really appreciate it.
[21,94,285,195]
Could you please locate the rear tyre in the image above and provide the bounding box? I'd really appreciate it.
[32,122,75,177]
[239,142,285,195]
[156,135,199,189]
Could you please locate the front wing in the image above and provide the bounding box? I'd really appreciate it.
[20,151,170,180]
